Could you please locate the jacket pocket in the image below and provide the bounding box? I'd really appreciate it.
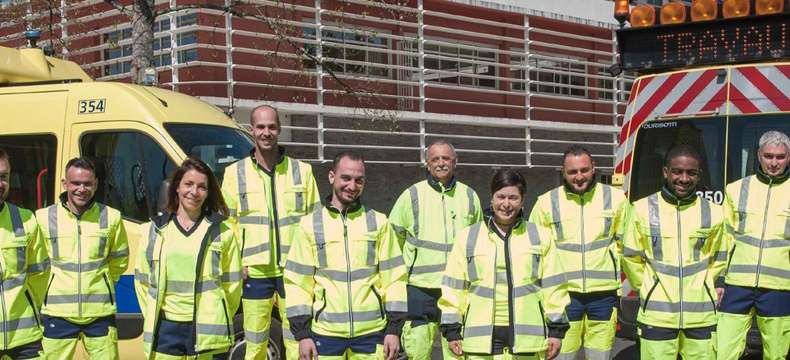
[642,278,660,312]
[608,249,619,280]
[370,286,385,319]
[221,298,232,339]
[43,273,55,305]
[102,273,115,305]
[314,289,327,322]
[23,289,41,327]
[537,301,548,338]
[407,248,419,278]
[703,282,717,314]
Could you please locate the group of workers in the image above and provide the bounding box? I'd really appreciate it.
[0,104,788,360]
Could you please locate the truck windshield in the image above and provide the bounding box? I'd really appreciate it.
[165,124,254,183]
[628,117,726,204]
[727,114,790,184]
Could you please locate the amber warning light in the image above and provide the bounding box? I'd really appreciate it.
[617,13,789,72]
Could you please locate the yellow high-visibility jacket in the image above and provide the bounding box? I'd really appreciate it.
[439,218,570,354]
[389,177,482,288]
[36,195,128,319]
[222,149,319,278]
[0,202,49,350]
[284,201,408,339]
[135,213,242,358]
[529,182,628,294]
[623,189,729,329]
[723,170,790,290]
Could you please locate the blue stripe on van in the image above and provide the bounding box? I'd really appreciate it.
[115,274,141,313]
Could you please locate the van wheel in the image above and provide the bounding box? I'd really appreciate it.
[229,318,285,360]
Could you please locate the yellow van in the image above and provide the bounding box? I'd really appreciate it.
[0,46,280,359]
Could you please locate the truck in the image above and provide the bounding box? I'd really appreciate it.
[610,0,789,356]
[0,44,283,359]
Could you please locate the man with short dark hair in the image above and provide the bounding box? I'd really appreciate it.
[717,130,790,360]
[388,140,482,360]
[0,148,50,359]
[222,105,319,360]
[529,145,628,360]
[37,157,129,359]
[285,151,407,360]
[622,145,728,360]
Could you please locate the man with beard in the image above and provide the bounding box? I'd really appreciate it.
[529,145,628,360]
[0,148,50,359]
[717,130,790,360]
[622,145,728,360]
[222,105,320,359]
[284,151,407,360]
[388,140,482,360]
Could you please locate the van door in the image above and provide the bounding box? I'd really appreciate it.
[66,121,179,345]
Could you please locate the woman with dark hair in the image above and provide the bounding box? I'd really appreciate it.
[135,157,242,359]
[439,168,570,359]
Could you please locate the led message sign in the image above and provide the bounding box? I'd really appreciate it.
[617,13,788,72]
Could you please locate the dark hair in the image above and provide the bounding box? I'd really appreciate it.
[65,157,97,176]
[332,151,365,171]
[250,104,281,127]
[166,157,228,216]
[490,168,526,196]
[563,145,593,163]
[0,148,8,165]
[664,144,702,167]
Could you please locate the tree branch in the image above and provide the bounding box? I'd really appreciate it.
[104,0,133,18]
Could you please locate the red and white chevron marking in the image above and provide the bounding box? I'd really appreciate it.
[614,64,790,192]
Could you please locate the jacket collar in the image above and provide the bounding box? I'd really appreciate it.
[250,147,286,175]
[484,209,524,241]
[426,172,456,193]
[562,177,598,200]
[151,211,226,230]
[756,166,790,185]
[59,192,97,218]
[660,185,698,207]
[323,195,363,215]
[0,201,4,213]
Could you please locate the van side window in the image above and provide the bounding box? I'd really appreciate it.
[0,135,57,210]
[81,132,176,222]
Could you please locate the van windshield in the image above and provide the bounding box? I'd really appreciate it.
[165,124,253,182]
[727,114,790,184]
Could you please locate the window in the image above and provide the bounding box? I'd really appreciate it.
[527,57,587,97]
[81,132,176,222]
[177,49,198,63]
[164,124,254,183]
[177,13,197,27]
[153,54,172,67]
[597,67,615,100]
[153,35,171,51]
[420,42,496,88]
[152,17,171,33]
[0,135,57,210]
[727,114,790,183]
[302,26,390,77]
[102,22,172,76]
[176,31,197,46]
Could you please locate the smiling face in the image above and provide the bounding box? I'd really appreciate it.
[176,169,209,214]
[758,143,789,177]
[62,166,97,211]
[491,185,524,226]
[0,158,9,204]
[562,153,595,195]
[329,157,365,206]
[663,155,701,198]
[426,143,456,185]
[250,107,280,154]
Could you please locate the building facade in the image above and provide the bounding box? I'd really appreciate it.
[0,0,632,209]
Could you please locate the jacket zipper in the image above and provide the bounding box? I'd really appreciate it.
[407,248,418,280]
[269,171,282,267]
[77,220,83,318]
[43,274,54,305]
[580,198,586,292]
[490,236,498,354]
[315,289,327,321]
[221,298,232,340]
[341,211,355,337]
[642,277,659,312]
[537,302,548,338]
[608,249,618,280]
[370,286,385,319]
[703,282,717,314]
[442,194,448,265]
[0,262,7,348]
[676,203,684,328]
[756,180,773,287]
[504,231,516,349]
[24,289,41,327]
[103,273,115,305]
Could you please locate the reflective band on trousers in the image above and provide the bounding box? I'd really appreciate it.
[314,207,378,268]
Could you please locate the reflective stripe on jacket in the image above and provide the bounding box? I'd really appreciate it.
[222,152,319,273]
[135,213,242,358]
[724,173,790,290]
[529,182,628,294]
[622,191,728,329]
[0,202,49,350]
[438,219,570,354]
[389,179,482,288]
[36,196,128,318]
[284,203,407,338]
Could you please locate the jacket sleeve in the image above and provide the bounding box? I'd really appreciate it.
[438,229,470,342]
[539,228,570,339]
[387,189,414,249]
[222,221,243,316]
[470,190,483,224]
[527,196,550,230]
[303,164,321,211]
[221,165,240,221]
[707,205,730,284]
[25,216,50,307]
[621,204,646,292]
[718,191,738,287]
[377,220,408,336]
[107,217,130,282]
[283,223,317,340]
[134,222,155,317]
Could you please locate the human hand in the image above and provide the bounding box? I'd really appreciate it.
[383,334,400,360]
[448,340,463,356]
[298,338,318,360]
[546,337,562,360]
